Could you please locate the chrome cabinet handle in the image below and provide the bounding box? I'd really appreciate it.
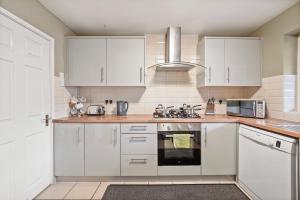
[77,127,80,145]
[113,127,118,147]
[208,67,211,83]
[140,67,143,83]
[129,136,147,142]
[204,126,207,147]
[130,158,147,164]
[100,67,104,83]
[227,67,230,83]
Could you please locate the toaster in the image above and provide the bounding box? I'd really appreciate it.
[86,105,105,116]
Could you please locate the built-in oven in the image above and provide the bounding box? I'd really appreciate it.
[158,123,201,166]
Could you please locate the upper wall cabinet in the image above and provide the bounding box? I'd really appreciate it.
[107,39,145,86]
[197,37,262,87]
[65,37,145,86]
[66,38,107,86]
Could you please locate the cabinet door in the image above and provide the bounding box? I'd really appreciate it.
[107,38,145,86]
[54,123,84,176]
[67,38,106,86]
[205,38,225,86]
[201,123,237,175]
[85,124,120,176]
[225,39,261,86]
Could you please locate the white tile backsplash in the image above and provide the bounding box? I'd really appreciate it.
[245,74,297,121]
[54,76,77,118]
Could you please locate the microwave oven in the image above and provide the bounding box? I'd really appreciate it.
[227,99,266,118]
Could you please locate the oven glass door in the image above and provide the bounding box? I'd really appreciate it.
[158,131,201,166]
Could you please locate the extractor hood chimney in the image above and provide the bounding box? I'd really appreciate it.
[152,26,205,71]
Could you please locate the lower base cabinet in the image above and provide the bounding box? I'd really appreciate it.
[85,124,121,176]
[201,123,237,175]
[54,122,238,177]
[54,123,85,176]
[121,155,157,176]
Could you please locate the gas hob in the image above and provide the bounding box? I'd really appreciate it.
[153,104,203,119]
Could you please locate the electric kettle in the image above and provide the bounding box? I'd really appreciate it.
[117,101,129,116]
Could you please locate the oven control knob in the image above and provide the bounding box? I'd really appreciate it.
[187,124,192,129]
[167,126,171,131]
[177,124,182,130]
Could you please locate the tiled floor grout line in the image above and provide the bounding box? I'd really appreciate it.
[91,182,102,200]
[63,182,78,200]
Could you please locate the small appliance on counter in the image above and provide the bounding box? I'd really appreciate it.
[86,105,105,116]
[227,99,266,118]
[205,97,215,115]
[117,101,129,116]
[69,96,86,117]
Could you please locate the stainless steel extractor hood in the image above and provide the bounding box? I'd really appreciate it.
[152,26,205,71]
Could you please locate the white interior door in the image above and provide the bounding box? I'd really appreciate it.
[0,11,52,200]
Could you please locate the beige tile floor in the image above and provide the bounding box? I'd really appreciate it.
[35,176,252,200]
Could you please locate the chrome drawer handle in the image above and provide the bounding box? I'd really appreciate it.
[130,159,147,164]
[129,126,147,131]
[129,136,147,142]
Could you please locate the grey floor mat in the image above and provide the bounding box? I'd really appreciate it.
[102,184,250,200]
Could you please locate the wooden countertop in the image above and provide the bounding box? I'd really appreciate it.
[53,114,300,139]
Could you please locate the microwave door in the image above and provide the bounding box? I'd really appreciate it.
[240,101,256,117]
[227,101,241,116]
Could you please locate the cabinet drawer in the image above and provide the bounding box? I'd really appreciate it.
[121,155,157,176]
[121,123,157,134]
[121,134,157,155]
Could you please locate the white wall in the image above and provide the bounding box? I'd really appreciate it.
[1,0,76,75]
[245,75,299,121]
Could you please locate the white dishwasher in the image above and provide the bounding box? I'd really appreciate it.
[238,125,298,200]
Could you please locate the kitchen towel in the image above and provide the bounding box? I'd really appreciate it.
[173,134,190,148]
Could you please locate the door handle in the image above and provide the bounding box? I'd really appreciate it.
[43,114,51,126]
[208,67,211,83]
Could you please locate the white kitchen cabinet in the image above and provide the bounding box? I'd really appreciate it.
[107,38,145,86]
[66,38,106,86]
[225,39,262,86]
[121,155,157,176]
[85,124,121,176]
[197,38,225,86]
[197,37,261,87]
[121,134,157,155]
[120,123,157,176]
[54,123,85,176]
[201,123,237,175]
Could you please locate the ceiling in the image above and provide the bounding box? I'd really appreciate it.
[38,0,299,36]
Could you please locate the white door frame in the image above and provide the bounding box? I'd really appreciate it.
[0,7,55,183]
